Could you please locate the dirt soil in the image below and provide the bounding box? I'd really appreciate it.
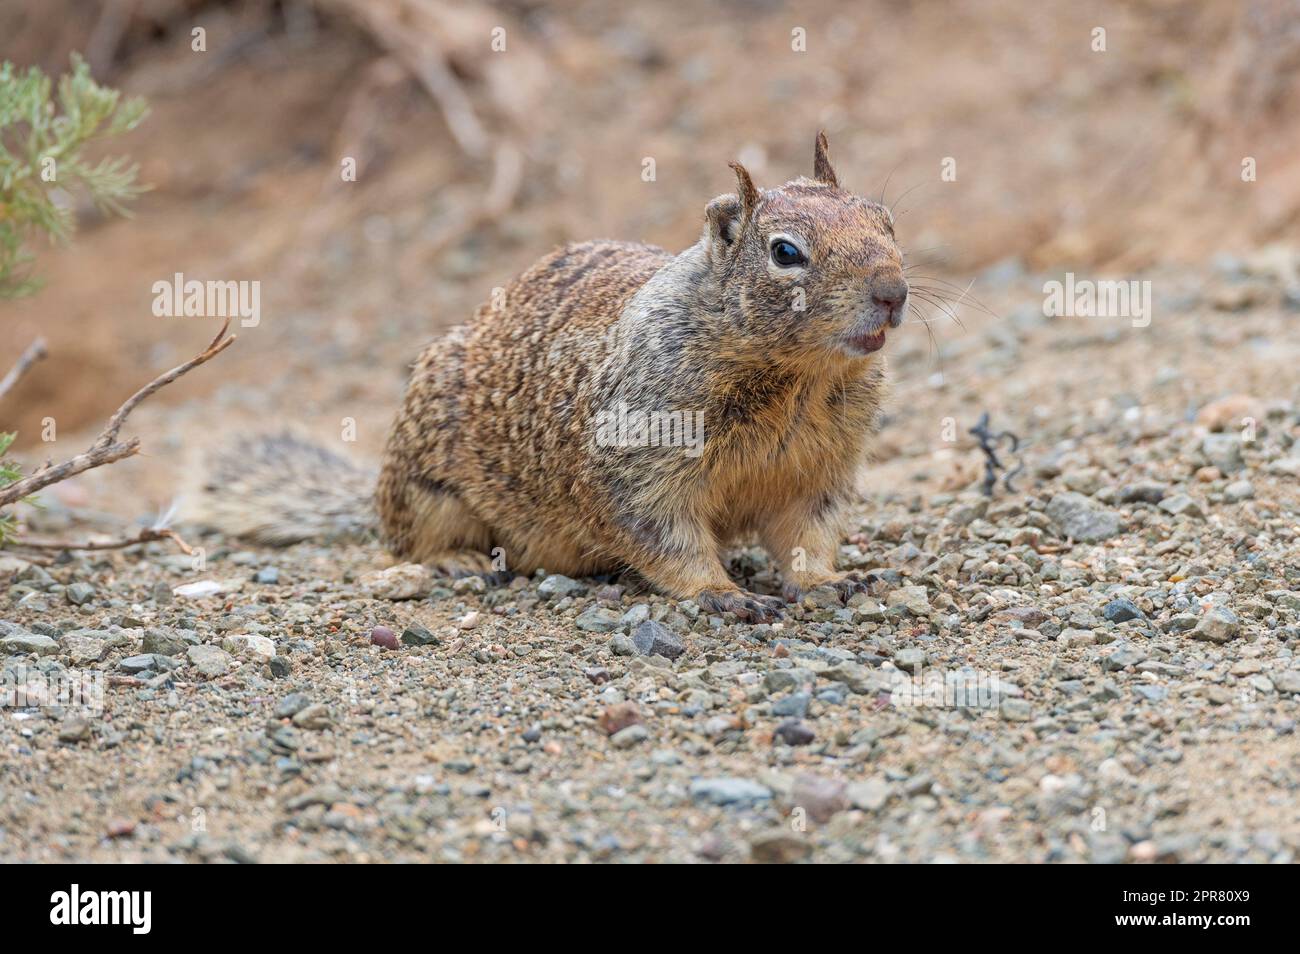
[1,1,1299,862]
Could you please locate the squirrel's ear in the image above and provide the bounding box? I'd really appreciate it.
[813,130,839,187]
[705,162,759,256]
[705,193,743,252]
[729,161,760,226]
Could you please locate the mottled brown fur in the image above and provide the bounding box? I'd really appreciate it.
[374,133,908,621]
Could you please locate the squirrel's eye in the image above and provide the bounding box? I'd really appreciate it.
[770,240,806,267]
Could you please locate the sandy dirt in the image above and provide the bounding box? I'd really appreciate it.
[1,1,1298,863]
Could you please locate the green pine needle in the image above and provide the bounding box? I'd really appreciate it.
[0,53,149,299]
[0,55,148,544]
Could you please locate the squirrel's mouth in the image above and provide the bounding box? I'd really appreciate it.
[842,325,889,356]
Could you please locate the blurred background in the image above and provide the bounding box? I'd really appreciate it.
[2,0,1298,516]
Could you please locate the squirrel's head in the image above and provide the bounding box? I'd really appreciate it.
[702,132,907,362]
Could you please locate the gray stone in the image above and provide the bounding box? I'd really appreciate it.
[790,774,847,822]
[1162,613,1199,633]
[947,670,1019,708]
[0,633,58,656]
[1224,479,1255,502]
[119,653,175,674]
[630,620,684,659]
[575,606,622,633]
[774,719,815,746]
[359,563,432,600]
[1102,645,1148,671]
[999,698,1033,721]
[772,691,810,718]
[1062,468,1102,495]
[60,637,104,666]
[222,634,275,660]
[186,644,233,678]
[292,703,333,730]
[846,777,892,812]
[893,647,927,672]
[538,574,584,599]
[1192,606,1239,643]
[620,603,650,628]
[142,627,190,656]
[1269,591,1300,613]
[1117,482,1167,504]
[610,724,648,749]
[829,661,893,695]
[803,585,845,610]
[1270,670,1300,695]
[1046,492,1122,543]
[689,777,773,807]
[58,718,92,743]
[886,585,931,616]
[1159,494,1205,519]
[1058,627,1096,647]
[400,622,438,646]
[275,693,312,718]
[65,582,96,606]
[1201,433,1244,473]
[1134,684,1169,702]
[1103,597,1144,623]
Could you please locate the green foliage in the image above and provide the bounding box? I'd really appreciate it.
[0,432,22,545]
[0,53,148,299]
[0,56,147,544]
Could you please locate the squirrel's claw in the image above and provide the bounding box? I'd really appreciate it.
[782,572,869,605]
[697,588,785,623]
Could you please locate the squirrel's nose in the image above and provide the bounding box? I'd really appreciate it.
[871,277,909,322]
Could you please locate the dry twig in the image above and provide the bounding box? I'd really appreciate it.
[0,319,235,509]
[0,338,49,401]
[12,525,195,554]
[85,0,135,76]
[420,141,523,260]
[314,0,491,158]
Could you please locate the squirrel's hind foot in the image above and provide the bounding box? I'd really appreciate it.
[781,572,868,605]
[422,549,498,579]
[697,587,785,623]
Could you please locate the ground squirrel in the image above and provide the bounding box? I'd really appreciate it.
[203,133,907,622]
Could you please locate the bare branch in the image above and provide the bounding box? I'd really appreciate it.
[0,338,49,401]
[95,318,235,451]
[12,526,195,555]
[0,320,235,509]
[419,142,523,261]
[315,0,491,158]
[85,0,135,76]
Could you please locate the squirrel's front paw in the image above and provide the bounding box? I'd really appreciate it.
[697,588,784,623]
[782,572,868,605]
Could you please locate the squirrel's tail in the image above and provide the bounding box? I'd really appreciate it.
[193,432,377,545]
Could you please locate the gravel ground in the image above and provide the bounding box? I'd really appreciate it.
[2,258,1299,863]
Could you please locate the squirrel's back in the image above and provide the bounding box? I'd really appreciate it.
[374,239,673,572]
